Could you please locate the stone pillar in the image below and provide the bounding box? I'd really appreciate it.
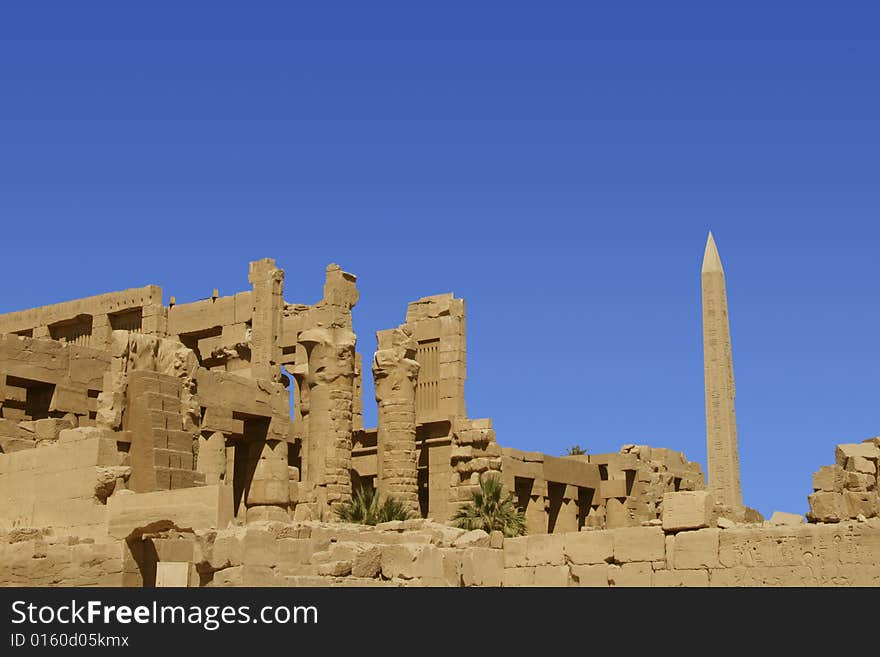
[248,258,284,383]
[291,367,310,481]
[299,327,356,517]
[701,232,744,511]
[91,313,112,351]
[352,352,364,432]
[197,431,226,485]
[373,327,421,514]
[141,286,167,336]
[246,436,290,522]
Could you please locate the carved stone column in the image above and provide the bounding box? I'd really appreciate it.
[373,327,420,514]
[299,327,356,517]
[246,436,290,522]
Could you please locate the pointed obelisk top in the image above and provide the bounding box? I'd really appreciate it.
[702,231,724,274]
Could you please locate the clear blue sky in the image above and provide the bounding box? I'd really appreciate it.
[1,3,878,517]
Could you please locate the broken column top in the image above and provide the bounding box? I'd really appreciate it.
[323,263,359,309]
[405,293,465,323]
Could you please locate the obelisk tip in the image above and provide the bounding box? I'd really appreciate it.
[702,231,723,273]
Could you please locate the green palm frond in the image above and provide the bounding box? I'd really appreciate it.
[451,476,526,537]
[334,486,414,525]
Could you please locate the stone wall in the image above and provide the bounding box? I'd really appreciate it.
[808,437,880,522]
[6,515,877,587]
[0,531,125,587]
[0,286,165,351]
[0,334,111,435]
[0,428,127,540]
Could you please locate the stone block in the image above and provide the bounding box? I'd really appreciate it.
[563,530,613,565]
[844,471,875,492]
[813,465,845,493]
[155,562,192,587]
[570,563,608,587]
[847,457,876,475]
[502,536,528,568]
[380,544,443,580]
[460,548,503,587]
[672,528,719,569]
[243,527,280,566]
[532,565,570,587]
[807,491,846,523]
[452,529,490,548]
[525,534,564,566]
[351,545,382,578]
[608,562,652,587]
[210,531,244,569]
[653,569,709,587]
[611,526,665,563]
[843,491,880,518]
[107,484,233,539]
[836,443,880,467]
[769,511,805,526]
[662,491,716,532]
[600,479,627,499]
[317,560,352,577]
[502,567,535,587]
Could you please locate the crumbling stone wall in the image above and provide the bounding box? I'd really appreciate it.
[499,444,704,534]
[0,334,111,443]
[8,514,877,587]
[0,428,129,540]
[808,437,880,522]
[0,286,165,351]
[403,293,466,423]
[0,531,125,587]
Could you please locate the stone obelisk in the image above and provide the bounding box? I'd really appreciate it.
[702,232,743,510]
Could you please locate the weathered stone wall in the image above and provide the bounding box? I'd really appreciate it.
[196,518,880,587]
[0,428,128,540]
[403,294,466,423]
[0,531,125,587]
[808,438,880,522]
[0,334,111,434]
[6,516,876,587]
[0,286,165,351]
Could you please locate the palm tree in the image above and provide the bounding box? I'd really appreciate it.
[565,444,586,456]
[452,476,526,537]
[334,485,414,525]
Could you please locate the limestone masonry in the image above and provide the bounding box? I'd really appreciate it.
[1,241,879,587]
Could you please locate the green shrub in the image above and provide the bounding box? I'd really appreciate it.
[334,486,414,525]
[451,476,526,537]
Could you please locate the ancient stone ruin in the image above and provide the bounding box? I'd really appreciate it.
[1,238,879,587]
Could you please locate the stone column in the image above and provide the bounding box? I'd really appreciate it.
[299,327,356,517]
[248,258,284,383]
[288,358,310,482]
[373,327,421,514]
[141,285,167,337]
[196,431,226,485]
[246,436,290,522]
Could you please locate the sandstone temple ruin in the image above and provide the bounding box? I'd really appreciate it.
[1,236,879,587]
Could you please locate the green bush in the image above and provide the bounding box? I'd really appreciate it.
[334,486,414,525]
[451,476,526,537]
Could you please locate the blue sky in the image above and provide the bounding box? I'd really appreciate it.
[1,2,878,517]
